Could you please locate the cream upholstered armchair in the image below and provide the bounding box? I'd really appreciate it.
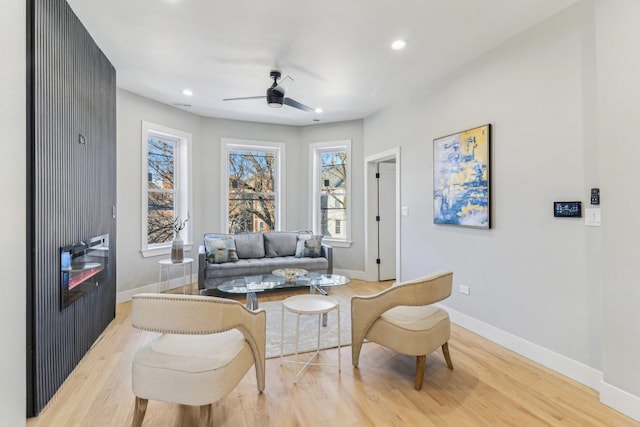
[351,271,454,390]
[130,293,266,427]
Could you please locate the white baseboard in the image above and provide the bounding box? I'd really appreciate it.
[116,282,159,304]
[334,268,369,281]
[438,303,603,390]
[600,380,640,422]
[439,303,640,422]
[116,273,195,304]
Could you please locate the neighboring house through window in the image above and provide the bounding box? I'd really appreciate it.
[141,122,192,257]
[222,138,284,233]
[310,140,352,247]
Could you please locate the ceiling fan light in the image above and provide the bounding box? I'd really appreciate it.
[314,107,323,113]
[266,88,283,107]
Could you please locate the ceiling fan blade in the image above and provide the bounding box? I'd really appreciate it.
[283,97,313,112]
[223,96,266,101]
[274,75,294,95]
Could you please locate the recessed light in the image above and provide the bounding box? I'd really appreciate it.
[314,108,323,113]
[182,89,193,96]
[391,39,407,50]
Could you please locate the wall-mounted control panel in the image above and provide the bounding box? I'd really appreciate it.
[554,201,582,218]
[591,188,600,205]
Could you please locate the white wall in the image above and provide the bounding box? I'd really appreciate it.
[364,1,640,419]
[366,2,597,365]
[117,89,202,294]
[0,0,26,425]
[596,0,640,418]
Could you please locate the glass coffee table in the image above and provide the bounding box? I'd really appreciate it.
[218,273,349,311]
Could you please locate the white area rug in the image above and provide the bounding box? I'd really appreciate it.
[260,293,352,359]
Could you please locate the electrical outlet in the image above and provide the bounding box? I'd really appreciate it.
[459,285,470,295]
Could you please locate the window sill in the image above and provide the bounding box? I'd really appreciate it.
[322,239,352,248]
[141,243,194,258]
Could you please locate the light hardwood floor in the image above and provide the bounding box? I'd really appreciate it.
[27,280,638,427]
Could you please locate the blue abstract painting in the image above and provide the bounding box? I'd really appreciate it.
[433,124,491,228]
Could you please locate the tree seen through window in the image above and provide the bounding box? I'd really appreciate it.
[228,149,277,233]
[147,137,176,244]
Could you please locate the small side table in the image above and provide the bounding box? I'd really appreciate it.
[158,258,194,293]
[280,294,341,383]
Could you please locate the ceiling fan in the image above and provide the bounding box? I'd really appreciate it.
[223,70,314,112]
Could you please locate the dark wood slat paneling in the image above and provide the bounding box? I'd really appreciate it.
[27,0,117,416]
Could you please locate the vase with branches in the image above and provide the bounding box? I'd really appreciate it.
[171,212,190,263]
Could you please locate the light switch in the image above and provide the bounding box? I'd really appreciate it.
[585,208,601,227]
[401,205,409,216]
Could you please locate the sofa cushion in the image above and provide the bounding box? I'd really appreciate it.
[233,233,266,259]
[263,232,298,257]
[295,234,323,258]
[205,256,329,280]
[204,236,238,264]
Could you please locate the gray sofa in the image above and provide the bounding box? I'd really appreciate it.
[198,231,332,294]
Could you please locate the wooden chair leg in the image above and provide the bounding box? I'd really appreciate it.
[415,355,426,390]
[199,404,212,427]
[442,342,454,369]
[131,397,148,427]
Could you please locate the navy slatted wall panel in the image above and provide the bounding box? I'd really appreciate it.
[27,0,117,416]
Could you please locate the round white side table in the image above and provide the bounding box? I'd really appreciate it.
[158,258,194,294]
[280,294,341,383]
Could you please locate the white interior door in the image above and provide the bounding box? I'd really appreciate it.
[378,162,396,281]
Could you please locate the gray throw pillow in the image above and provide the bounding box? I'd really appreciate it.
[295,234,323,258]
[204,237,238,264]
[233,233,266,259]
[263,231,298,257]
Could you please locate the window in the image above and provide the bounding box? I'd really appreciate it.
[222,139,284,234]
[310,140,351,247]
[141,122,191,257]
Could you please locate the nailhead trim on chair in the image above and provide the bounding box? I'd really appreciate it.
[132,294,265,335]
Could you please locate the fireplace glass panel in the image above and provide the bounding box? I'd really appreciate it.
[60,234,109,309]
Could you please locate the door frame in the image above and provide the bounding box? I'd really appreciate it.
[364,147,401,282]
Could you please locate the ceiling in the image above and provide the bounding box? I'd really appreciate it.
[67,0,577,126]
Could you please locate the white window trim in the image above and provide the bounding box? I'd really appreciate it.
[309,140,352,248]
[221,138,285,233]
[140,121,193,258]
